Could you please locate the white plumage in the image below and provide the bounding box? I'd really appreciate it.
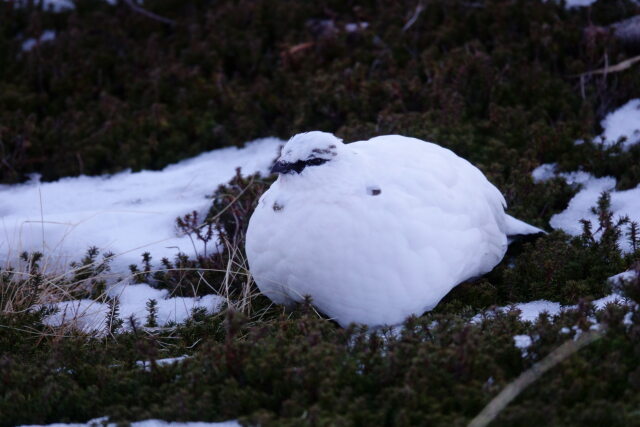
[245,131,542,327]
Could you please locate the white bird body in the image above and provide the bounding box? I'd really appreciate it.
[245,132,541,327]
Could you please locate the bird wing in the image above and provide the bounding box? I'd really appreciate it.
[350,135,509,281]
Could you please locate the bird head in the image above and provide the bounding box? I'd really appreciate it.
[271,131,343,175]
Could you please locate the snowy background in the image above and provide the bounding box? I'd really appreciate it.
[1,138,284,332]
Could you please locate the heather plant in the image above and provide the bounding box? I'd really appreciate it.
[70,246,114,299]
[442,192,639,310]
[2,0,640,185]
[1,290,638,426]
[105,296,124,336]
[125,170,274,317]
[144,298,158,328]
[0,247,114,316]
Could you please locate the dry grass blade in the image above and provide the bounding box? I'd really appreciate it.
[468,329,605,427]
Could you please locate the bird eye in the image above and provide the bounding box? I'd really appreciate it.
[305,158,328,167]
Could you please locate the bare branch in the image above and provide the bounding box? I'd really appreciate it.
[403,3,424,32]
[123,0,176,26]
[574,54,640,77]
[469,329,604,427]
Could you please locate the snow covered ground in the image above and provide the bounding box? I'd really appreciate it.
[42,283,225,333]
[0,138,282,273]
[21,30,56,52]
[20,419,240,427]
[136,355,190,370]
[562,0,598,7]
[514,97,640,338]
[531,99,640,252]
[544,0,598,8]
[597,99,640,150]
[1,137,282,331]
[549,173,639,252]
[508,97,640,351]
[471,289,631,325]
[11,0,76,12]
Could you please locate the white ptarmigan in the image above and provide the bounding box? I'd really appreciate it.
[245,131,542,327]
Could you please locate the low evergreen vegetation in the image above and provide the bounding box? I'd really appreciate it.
[1,0,640,425]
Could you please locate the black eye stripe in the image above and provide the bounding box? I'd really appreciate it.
[305,157,329,166]
[289,161,306,174]
[272,157,330,174]
[290,157,328,173]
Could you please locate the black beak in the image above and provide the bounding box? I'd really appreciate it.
[271,160,293,174]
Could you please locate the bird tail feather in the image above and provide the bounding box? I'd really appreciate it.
[504,214,545,238]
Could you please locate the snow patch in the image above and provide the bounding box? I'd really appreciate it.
[608,270,639,286]
[3,138,282,332]
[590,293,626,310]
[513,334,532,352]
[42,283,225,333]
[562,0,597,8]
[0,137,283,274]
[514,300,562,322]
[530,164,598,186]
[513,335,533,349]
[22,30,56,52]
[344,22,369,32]
[19,419,240,427]
[549,176,640,252]
[598,99,640,149]
[129,422,240,427]
[43,0,75,11]
[531,163,558,183]
[624,311,634,326]
[532,99,640,250]
[42,299,110,333]
[12,0,75,12]
[532,165,639,253]
[471,299,561,323]
[473,292,630,325]
[558,170,599,186]
[136,355,190,371]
